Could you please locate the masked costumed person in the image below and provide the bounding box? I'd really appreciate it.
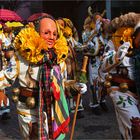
[99,12,140,139]
[0,14,71,140]
[57,18,87,118]
[0,23,15,120]
[0,26,11,120]
[82,6,109,115]
[0,19,24,120]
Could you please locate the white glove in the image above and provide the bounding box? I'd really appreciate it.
[117,42,130,60]
[118,42,130,51]
[74,82,87,94]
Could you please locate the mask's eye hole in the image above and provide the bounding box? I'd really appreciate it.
[25,48,30,52]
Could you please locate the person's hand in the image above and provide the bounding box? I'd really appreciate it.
[74,82,87,94]
[122,41,130,48]
[117,41,130,60]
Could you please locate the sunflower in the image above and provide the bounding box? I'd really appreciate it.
[54,35,68,64]
[14,26,48,64]
[54,22,69,64]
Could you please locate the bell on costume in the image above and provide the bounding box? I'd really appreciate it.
[26,97,36,109]
[119,83,128,93]
[12,95,19,103]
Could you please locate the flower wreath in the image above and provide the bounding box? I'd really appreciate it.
[14,24,68,64]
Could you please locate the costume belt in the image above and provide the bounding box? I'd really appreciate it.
[111,74,135,87]
[17,110,37,117]
[19,87,39,103]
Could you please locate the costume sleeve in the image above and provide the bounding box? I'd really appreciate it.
[73,38,87,51]
[82,30,94,43]
[0,55,18,89]
[73,38,82,47]
[101,42,130,73]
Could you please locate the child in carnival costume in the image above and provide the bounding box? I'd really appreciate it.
[0,14,71,140]
[99,12,140,139]
[57,18,87,118]
[82,6,109,115]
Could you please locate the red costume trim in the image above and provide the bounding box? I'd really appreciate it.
[53,117,70,138]
[51,82,60,100]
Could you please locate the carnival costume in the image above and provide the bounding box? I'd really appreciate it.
[0,29,10,119]
[82,7,108,114]
[99,12,140,139]
[0,21,70,140]
[58,18,86,115]
[0,22,22,120]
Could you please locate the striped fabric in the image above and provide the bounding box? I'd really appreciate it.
[52,65,70,139]
[38,55,70,140]
[50,66,61,100]
[53,87,70,139]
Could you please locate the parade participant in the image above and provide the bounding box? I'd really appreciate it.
[0,9,23,121]
[130,21,140,139]
[133,22,140,97]
[99,12,140,139]
[82,6,108,115]
[57,18,87,118]
[0,19,24,120]
[0,40,11,120]
[0,14,70,140]
[0,24,14,120]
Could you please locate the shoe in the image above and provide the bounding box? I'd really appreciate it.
[70,106,84,113]
[92,106,102,116]
[1,112,11,120]
[77,111,84,119]
[70,107,76,113]
[100,102,109,112]
[78,106,84,112]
